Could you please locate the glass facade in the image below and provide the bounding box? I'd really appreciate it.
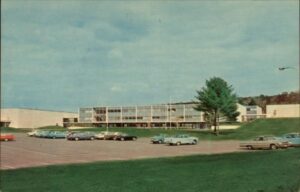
[79,103,203,124]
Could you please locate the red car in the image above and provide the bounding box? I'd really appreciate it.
[0,134,15,141]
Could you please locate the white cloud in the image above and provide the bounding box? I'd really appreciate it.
[110,85,124,92]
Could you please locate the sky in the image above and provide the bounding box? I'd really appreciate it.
[2,0,299,112]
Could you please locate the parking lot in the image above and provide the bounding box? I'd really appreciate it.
[1,133,243,169]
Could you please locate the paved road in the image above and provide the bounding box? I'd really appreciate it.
[1,133,244,170]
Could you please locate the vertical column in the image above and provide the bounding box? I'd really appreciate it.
[165,105,168,123]
[183,105,186,122]
[150,105,153,123]
[200,111,203,122]
[106,107,109,130]
[120,106,123,123]
[91,108,94,123]
[169,104,171,128]
[78,108,80,123]
[106,107,108,124]
[135,106,138,122]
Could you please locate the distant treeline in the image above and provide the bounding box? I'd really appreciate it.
[238,91,300,113]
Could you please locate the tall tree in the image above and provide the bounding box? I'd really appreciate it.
[194,77,239,135]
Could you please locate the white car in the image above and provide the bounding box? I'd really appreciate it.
[164,134,198,146]
[27,130,40,137]
[95,131,121,140]
[240,135,291,150]
[94,131,109,140]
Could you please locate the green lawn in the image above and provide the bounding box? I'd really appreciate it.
[36,125,66,131]
[0,127,28,133]
[215,118,300,140]
[1,149,299,192]
[1,118,299,140]
[0,126,65,133]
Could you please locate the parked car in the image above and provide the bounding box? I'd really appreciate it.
[151,134,168,144]
[0,134,15,141]
[94,131,115,140]
[35,130,52,138]
[27,130,42,137]
[240,135,291,150]
[67,132,96,141]
[104,132,122,140]
[281,133,300,147]
[44,131,67,139]
[94,131,107,140]
[164,134,198,145]
[114,133,137,141]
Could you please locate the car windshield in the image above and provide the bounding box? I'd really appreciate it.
[254,137,264,141]
[285,134,299,138]
[266,137,276,140]
[72,132,84,136]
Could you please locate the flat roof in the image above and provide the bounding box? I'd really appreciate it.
[0,107,76,114]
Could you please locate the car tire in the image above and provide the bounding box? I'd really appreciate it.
[75,137,79,141]
[91,137,95,141]
[247,145,253,150]
[158,140,162,144]
[53,137,56,139]
[176,142,181,146]
[132,137,137,141]
[193,140,197,145]
[113,137,117,141]
[4,138,8,142]
[270,144,277,150]
[121,137,125,141]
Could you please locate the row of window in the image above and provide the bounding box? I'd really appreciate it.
[92,115,200,121]
[90,106,198,113]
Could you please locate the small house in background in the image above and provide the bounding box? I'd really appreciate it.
[266,104,300,118]
[237,104,265,122]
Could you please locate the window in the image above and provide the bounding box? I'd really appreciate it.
[123,116,136,120]
[108,109,121,113]
[95,109,106,114]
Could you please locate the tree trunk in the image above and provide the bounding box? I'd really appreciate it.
[213,110,218,135]
[216,110,219,135]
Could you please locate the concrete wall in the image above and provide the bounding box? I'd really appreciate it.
[1,108,77,129]
[266,104,300,118]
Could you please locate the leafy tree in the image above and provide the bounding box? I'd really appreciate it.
[248,98,257,106]
[194,77,239,135]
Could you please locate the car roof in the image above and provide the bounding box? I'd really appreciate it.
[285,132,300,135]
[258,135,275,137]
